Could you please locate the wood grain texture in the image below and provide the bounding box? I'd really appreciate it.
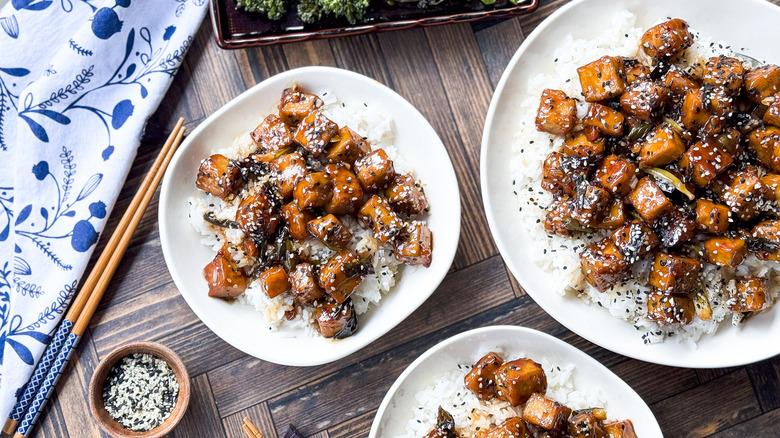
[35,1,780,437]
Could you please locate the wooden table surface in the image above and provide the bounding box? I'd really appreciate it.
[29,0,780,437]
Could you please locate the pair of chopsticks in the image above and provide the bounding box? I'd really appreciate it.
[243,417,265,438]
[2,119,186,438]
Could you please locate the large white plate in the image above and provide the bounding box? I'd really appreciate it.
[369,326,662,437]
[159,67,461,366]
[481,0,780,368]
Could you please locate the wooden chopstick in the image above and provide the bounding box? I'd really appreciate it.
[10,120,186,438]
[243,417,264,438]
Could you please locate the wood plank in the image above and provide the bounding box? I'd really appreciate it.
[283,40,338,69]
[611,361,699,406]
[171,374,226,438]
[329,34,393,87]
[505,265,526,298]
[155,321,246,377]
[709,407,780,438]
[746,356,780,412]
[222,402,278,438]
[243,45,289,84]
[326,410,375,438]
[33,395,71,438]
[697,367,740,384]
[473,17,526,88]
[558,331,629,369]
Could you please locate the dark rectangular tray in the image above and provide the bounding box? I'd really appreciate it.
[210,0,539,48]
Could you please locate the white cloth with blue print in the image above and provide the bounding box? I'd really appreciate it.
[0,0,207,420]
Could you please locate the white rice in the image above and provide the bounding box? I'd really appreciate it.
[187,92,417,334]
[510,11,780,345]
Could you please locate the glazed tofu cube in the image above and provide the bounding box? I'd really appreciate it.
[358,195,404,243]
[705,86,735,117]
[258,266,290,298]
[715,127,742,155]
[545,196,576,237]
[731,277,773,312]
[578,56,627,102]
[628,177,673,222]
[282,201,313,241]
[583,103,625,136]
[294,110,339,156]
[638,18,693,61]
[241,238,260,258]
[662,69,698,95]
[563,131,606,158]
[747,126,780,172]
[324,164,364,215]
[752,220,780,261]
[522,393,572,431]
[761,173,780,201]
[316,298,356,339]
[203,254,247,299]
[639,124,685,167]
[678,140,734,187]
[307,214,353,249]
[278,84,323,126]
[624,59,651,84]
[464,352,504,400]
[721,166,768,221]
[610,219,658,262]
[704,236,747,268]
[646,290,695,325]
[385,173,428,215]
[572,181,612,227]
[542,152,587,195]
[654,208,695,248]
[594,198,626,230]
[236,192,282,238]
[649,253,702,295]
[251,114,293,153]
[289,263,324,304]
[394,221,432,267]
[567,410,608,438]
[270,152,307,199]
[764,95,780,127]
[694,199,731,234]
[680,88,711,131]
[745,64,780,103]
[620,81,671,121]
[494,359,547,406]
[535,89,578,135]
[318,250,363,303]
[603,420,638,438]
[482,418,531,438]
[594,155,638,196]
[196,154,244,199]
[702,56,745,95]
[294,171,332,210]
[355,149,396,191]
[325,126,371,165]
[580,239,630,292]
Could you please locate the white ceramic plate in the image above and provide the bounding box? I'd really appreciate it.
[481,0,780,368]
[369,326,662,437]
[159,67,460,366]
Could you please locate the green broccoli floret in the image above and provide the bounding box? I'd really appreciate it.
[237,0,287,21]
[298,0,370,25]
[297,0,324,23]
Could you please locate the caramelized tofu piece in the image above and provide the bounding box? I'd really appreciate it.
[358,195,404,243]
[577,56,628,102]
[583,103,625,136]
[610,219,658,262]
[325,126,370,165]
[624,60,651,84]
[294,171,332,210]
[563,131,606,158]
[620,81,670,121]
[721,166,768,221]
[764,95,780,127]
[464,352,504,400]
[203,254,247,299]
[482,418,532,438]
[694,199,731,234]
[307,214,353,249]
[251,114,294,153]
[704,236,747,268]
[752,220,780,261]
[580,239,630,292]
[545,196,576,237]
[385,173,428,215]
[714,126,742,155]
[236,192,282,238]
[662,69,698,95]
[747,126,780,172]
[318,250,364,303]
[258,266,290,298]
[354,149,396,191]
[316,298,357,339]
[628,177,673,222]
[294,110,339,156]
[639,124,685,167]
[568,410,608,438]
[731,277,773,312]
[744,64,780,103]
[270,152,307,199]
[761,173,780,201]
[649,253,702,295]
[289,263,324,304]
[678,139,734,187]
[196,154,244,199]
[394,221,432,267]
[702,56,745,95]
[278,84,323,126]
[705,86,735,117]
[522,393,572,432]
[638,18,693,61]
[603,420,638,438]
[594,155,638,196]
[324,164,364,215]
[681,88,711,131]
[654,208,695,248]
[646,290,695,325]
[282,201,313,240]
[494,358,547,406]
[242,238,260,258]
[535,89,578,135]
[572,181,612,227]
[594,198,626,230]
[542,152,587,195]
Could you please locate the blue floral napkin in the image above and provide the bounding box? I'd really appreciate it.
[0,0,207,420]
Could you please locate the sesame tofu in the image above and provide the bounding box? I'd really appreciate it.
[464,352,503,400]
[294,171,332,210]
[603,420,638,438]
[678,139,734,187]
[250,114,294,153]
[354,149,396,192]
[761,173,780,201]
[702,56,745,95]
[545,195,576,237]
[535,89,578,135]
[307,214,353,249]
[680,88,711,131]
[694,199,731,234]
[494,358,547,407]
[480,418,532,438]
[294,110,339,156]
[282,201,313,240]
[358,195,404,243]
[278,84,323,126]
[572,181,613,227]
[318,250,363,303]
[577,56,628,102]
[752,220,780,261]
[649,252,702,295]
[764,95,780,127]
[385,173,429,215]
[324,163,364,215]
[628,177,673,222]
[704,236,747,268]
[325,126,371,165]
[568,410,608,438]
[258,266,290,298]
[731,277,773,312]
[270,152,307,199]
[662,69,698,95]
[316,298,357,339]
[563,131,606,158]
[620,81,670,121]
[235,192,282,238]
[580,239,630,292]
[195,154,244,199]
[747,126,780,173]
[394,221,432,267]
[583,103,626,136]
[744,64,780,103]
[624,59,651,84]
[541,152,587,196]
[594,155,638,196]
[203,253,247,299]
[610,219,658,262]
[639,124,685,167]
[654,208,696,248]
[638,19,693,61]
[594,198,627,230]
[522,393,572,432]
[646,290,695,325]
[720,165,768,221]
[289,263,324,304]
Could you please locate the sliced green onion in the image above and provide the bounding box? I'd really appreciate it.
[480,0,496,4]
[563,219,593,233]
[644,167,695,201]
[627,122,653,141]
[693,289,712,320]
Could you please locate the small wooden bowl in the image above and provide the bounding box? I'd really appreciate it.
[89,341,190,438]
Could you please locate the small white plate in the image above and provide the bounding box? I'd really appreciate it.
[369,326,662,437]
[159,67,460,366]
[480,0,780,368]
